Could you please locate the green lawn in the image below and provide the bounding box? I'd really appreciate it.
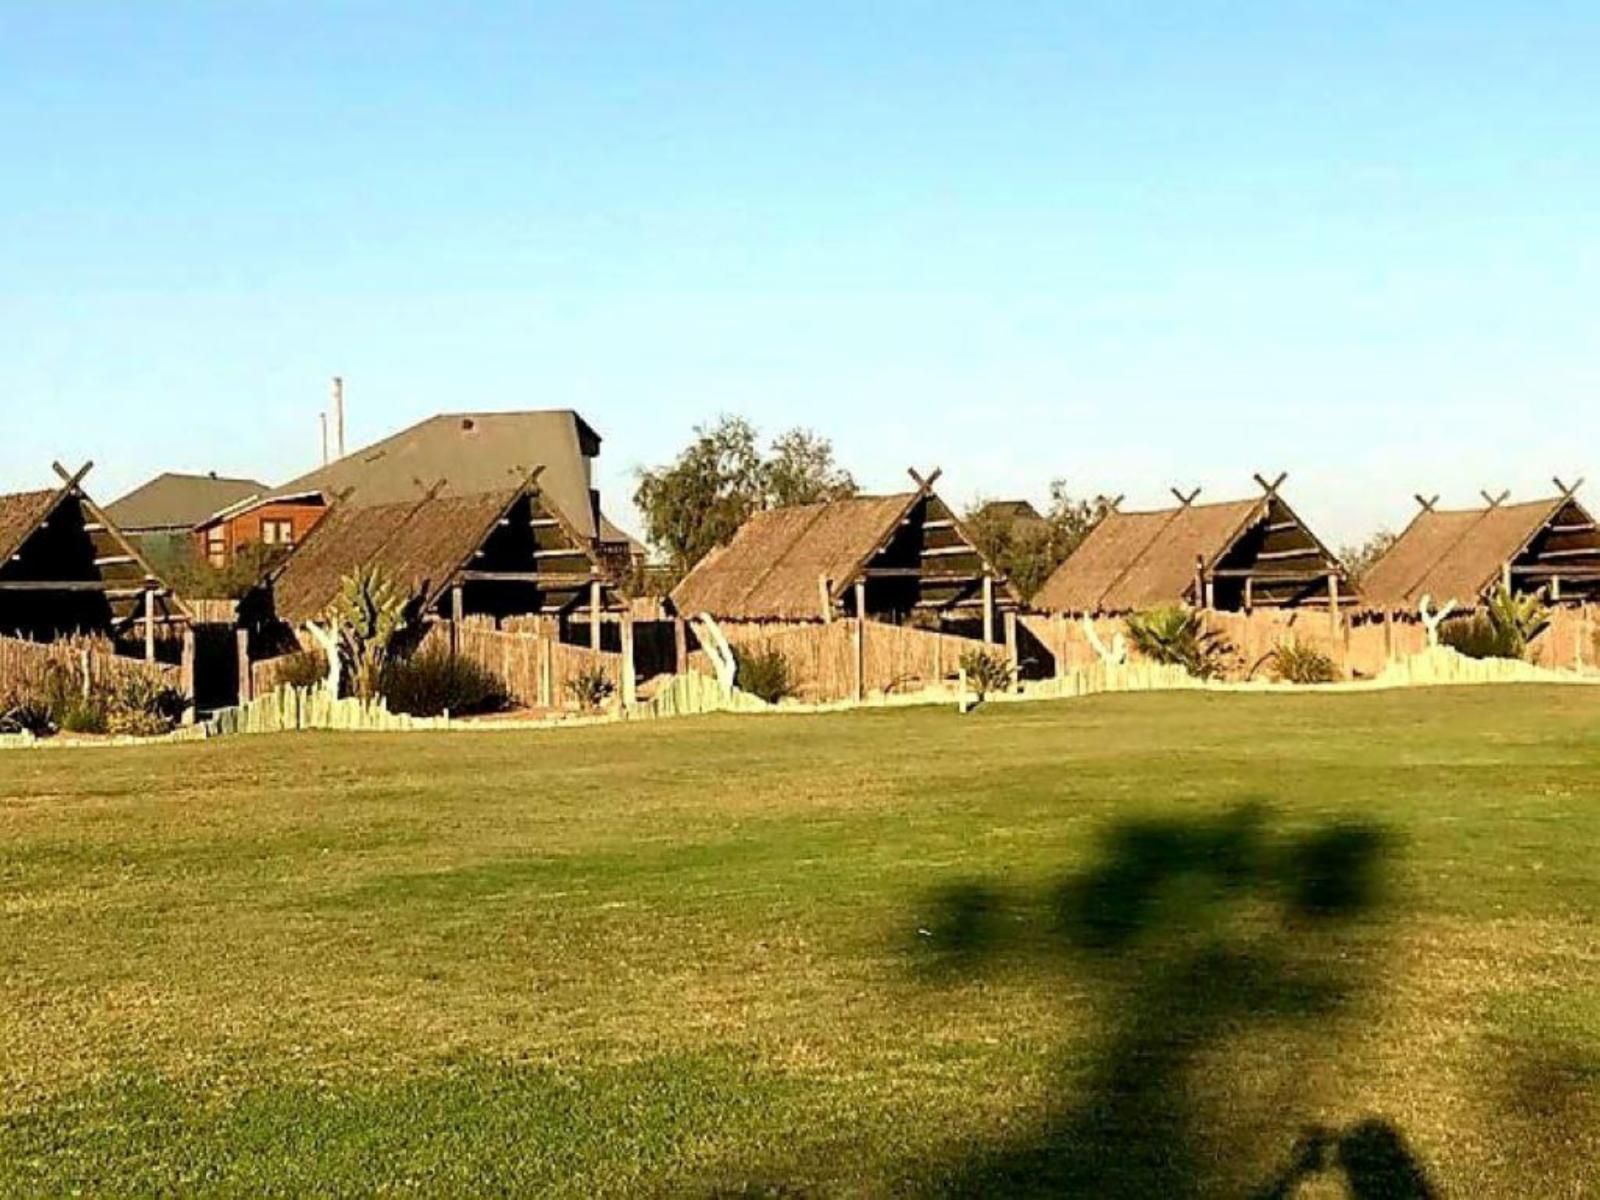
[2,689,1597,1197]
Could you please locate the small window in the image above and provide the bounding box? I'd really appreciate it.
[206,527,226,567]
[262,519,295,547]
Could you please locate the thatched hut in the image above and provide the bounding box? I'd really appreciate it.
[1361,482,1600,611]
[0,462,191,655]
[1032,475,1349,616]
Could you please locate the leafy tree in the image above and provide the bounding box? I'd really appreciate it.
[1339,530,1397,584]
[141,538,287,600]
[966,482,1119,601]
[634,416,858,579]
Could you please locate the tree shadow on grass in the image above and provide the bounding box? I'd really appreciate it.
[909,804,1438,1198]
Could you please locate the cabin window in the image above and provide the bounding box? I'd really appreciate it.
[206,527,226,568]
[261,519,295,547]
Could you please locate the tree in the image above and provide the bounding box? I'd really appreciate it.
[1339,530,1397,584]
[634,416,858,579]
[966,481,1119,601]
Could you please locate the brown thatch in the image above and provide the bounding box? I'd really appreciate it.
[1360,495,1598,609]
[0,490,60,564]
[1033,488,1345,615]
[271,490,516,626]
[671,487,1017,622]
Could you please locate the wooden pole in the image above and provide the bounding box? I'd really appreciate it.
[180,628,196,703]
[982,574,995,644]
[818,575,833,623]
[620,612,637,708]
[236,627,252,703]
[539,634,552,708]
[143,586,156,663]
[1055,612,1068,679]
[853,580,867,702]
[450,584,464,655]
[1004,610,1019,690]
[589,578,602,651]
[673,616,688,675]
[1328,574,1341,637]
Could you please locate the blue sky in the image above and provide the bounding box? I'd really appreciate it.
[2,2,1595,545]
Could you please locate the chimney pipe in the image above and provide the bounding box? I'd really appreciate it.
[320,412,329,465]
[332,376,346,459]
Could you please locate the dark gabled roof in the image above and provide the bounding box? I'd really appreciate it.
[1360,496,1578,608]
[260,410,602,540]
[975,499,1047,525]
[106,472,267,531]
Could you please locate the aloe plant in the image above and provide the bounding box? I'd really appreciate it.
[1123,607,1233,680]
[326,565,409,699]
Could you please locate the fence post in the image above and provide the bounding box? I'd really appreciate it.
[589,578,603,652]
[180,628,196,706]
[539,634,552,708]
[982,574,995,644]
[854,581,868,701]
[1004,610,1020,690]
[673,617,688,675]
[620,613,637,708]
[450,584,464,656]
[143,586,156,663]
[236,628,252,703]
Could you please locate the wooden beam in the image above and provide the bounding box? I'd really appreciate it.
[620,612,637,707]
[1004,610,1019,690]
[982,574,995,643]
[455,570,598,587]
[143,587,155,663]
[818,575,833,623]
[1171,487,1202,507]
[1481,489,1511,509]
[1253,471,1288,498]
[589,578,602,651]
[906,466,944,492]
[1414,494,1440,513]
[673,616,688,673]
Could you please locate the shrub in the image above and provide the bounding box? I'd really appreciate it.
[58,697,109,735]
[380,645,508,718]
[960,648,1015,700]
[565,664,615,712]
[731,644,795,703]
[0,687,53,736]
[274,650,330,689]
[1268,641,1340,684]
[1124,607,1234,680]
[325,566,409,699]
[105,674,186,737]
[1440,586,1551,662]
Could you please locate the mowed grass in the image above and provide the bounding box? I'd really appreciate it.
[1,689,1598,1196]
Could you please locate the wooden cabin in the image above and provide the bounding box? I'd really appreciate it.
[1032,475,1350,615]
[1361,482,1600,611]
[0,463,191,657]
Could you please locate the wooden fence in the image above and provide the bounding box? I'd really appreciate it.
[688,619,1009,702]
[1024,603,1600,682]
[0,633,182,696]
[425,620,626,709]
[205,685,451,736]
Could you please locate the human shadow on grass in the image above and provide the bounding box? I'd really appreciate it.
[907,804,1439,1198]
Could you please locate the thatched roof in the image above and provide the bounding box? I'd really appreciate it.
[263,410,603,539]
[1360,497,1573,609]
[271,489,518,626]
[0,489,60,564]
[1034,499,1264,613]
[1034,479,1346,615]
[673,494,919,620]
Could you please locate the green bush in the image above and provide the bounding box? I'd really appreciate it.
[960,648,1015,700]
[1268,641,1340,684]
[731,644,795,703]
[105,674,186,737]
[380,645,508,718]
[1124,607,1234,680]
[58,697,109,735]
[565,664,615,712]
[275,650,330,689]
[1440,585,1552,662]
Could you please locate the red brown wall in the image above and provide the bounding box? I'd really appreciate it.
[196,501,327,565]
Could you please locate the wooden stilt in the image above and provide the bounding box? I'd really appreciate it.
[982,574,995,644]
[450,584,464,655]
[180,628,196,701]
[589,578,602,651]
[673,616,688,675]
[143,587,156,663]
